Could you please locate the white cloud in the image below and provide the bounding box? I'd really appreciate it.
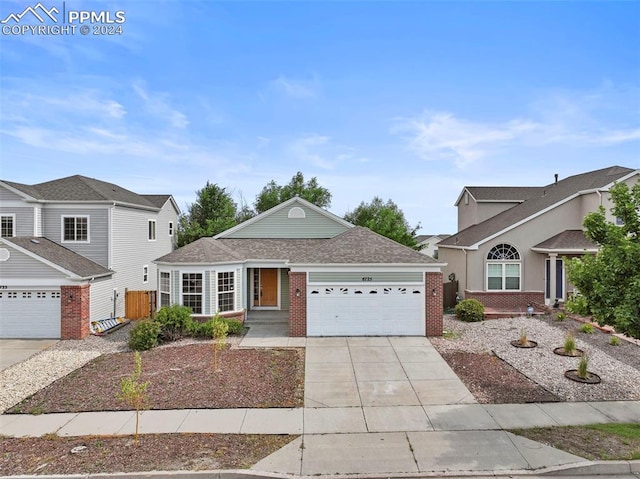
[271,75,320,99]
[132,81,189,129]
[393,84,640,168]
[286,134,369,170]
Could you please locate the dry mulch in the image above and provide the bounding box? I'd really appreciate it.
[440,351,560,403]
[8,344,305,414]
[0,434,295,475]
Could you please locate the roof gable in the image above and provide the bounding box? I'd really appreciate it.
[2,175,174,211]
[1,237,113,279]
[217,197,353,239]
[441,166,638,249]
[455,186,545,206]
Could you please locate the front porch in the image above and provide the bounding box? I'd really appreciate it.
[241,310,305,348]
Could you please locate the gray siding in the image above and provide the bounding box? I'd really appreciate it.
[42,207,109,266]
[90,277,117,320]
[308,271,424,283]
[0,186,24,201]
[280,268,290,310]
[227,204,349,238]
[0,246,66,279]
[0,207,35,236]
[111,205,177,294]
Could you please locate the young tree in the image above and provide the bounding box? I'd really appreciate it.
[566,180,640,339]
[344,196,422,249]
[212,316,229,373]
[177,182,238,247]
[254,171,332,213]
[117,351,150,447]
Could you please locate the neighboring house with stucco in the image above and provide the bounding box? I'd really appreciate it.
[155,197,445,337]
[0,175,179,339]
[438,166,639,311]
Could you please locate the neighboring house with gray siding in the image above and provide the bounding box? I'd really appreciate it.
[155,197,445,337]
[438,165,639,311]
[0,175,179,339]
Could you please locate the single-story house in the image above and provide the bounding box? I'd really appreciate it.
[155,197,445,336]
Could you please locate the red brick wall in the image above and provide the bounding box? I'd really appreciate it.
[465,290,544,310]
[425,272,443,336]
[288,272,306,337]
[60,284,90,340]
[218,309,246,323]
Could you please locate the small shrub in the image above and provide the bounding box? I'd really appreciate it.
[188,318,214,338]
[224,318,244,335]
[519,328,529,346]
[454,299,484,322]
[577,354,589,379]
[155,304,193,341]
[579,323,595,334]
[610,336,620,346]
[556,312,566,321]
[128,319,161,351]
[566,293,590,316]
[563,333,577,355]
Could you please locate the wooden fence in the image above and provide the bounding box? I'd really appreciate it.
[125,290,157,320]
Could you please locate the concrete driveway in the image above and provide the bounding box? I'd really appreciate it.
[0,339,58,371]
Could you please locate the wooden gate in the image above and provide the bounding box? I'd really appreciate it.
[443,281,459,309]
[125,290,157,320]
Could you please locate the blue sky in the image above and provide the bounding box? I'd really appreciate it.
[1,0,638,234]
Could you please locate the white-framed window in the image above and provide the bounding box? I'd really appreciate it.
[168,221,174,236]
[62,216,89,242]
[217,271,235,312]
[1,214,15,237]
[148,220,157,241]
[160,272,171,307]
[486,243,521,291]
[143,265,149,284]
[182,272,202,314]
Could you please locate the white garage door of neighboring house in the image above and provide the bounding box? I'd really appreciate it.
[0,290,61,339]
[307,285,425,336]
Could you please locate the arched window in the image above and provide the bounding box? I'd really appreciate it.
[486,243,521,291]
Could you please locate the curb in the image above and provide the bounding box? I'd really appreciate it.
[4,461,640,479]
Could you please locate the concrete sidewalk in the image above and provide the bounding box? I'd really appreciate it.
[2,329,639,477]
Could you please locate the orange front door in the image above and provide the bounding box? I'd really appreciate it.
[259,268,278,307]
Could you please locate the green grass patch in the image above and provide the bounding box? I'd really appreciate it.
[587,423,640,440]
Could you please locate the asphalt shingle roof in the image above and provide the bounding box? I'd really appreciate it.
[532,230,597,251]
[155,227,438,265]
[464,186,545,202]
[440,166,635,248]
[4,175,163,209]
[3,237,113,278]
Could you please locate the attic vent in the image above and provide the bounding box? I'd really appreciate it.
[0,248,9,261]
[30,239,40,244]
[288,207,306,219]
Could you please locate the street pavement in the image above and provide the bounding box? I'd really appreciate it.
[1,323,639,477]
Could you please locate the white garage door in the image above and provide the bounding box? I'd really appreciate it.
[307,285,425,336]
[0,290,61,339]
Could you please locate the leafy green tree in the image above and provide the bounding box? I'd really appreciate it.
[177,182,238,247]
[344,196,421,249]
[566,180,640,339]
[117,351,150,447]
[254,171,332,213]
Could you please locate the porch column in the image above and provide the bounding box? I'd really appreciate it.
[548,253,558,305]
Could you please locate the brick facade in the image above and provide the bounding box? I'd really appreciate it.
[288,272,307,337]
[425,272,443,336]
[60,284,90,340]
[464,290,545,310]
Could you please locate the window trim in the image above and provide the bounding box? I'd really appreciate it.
[217,271,235,312]
[168,221,174,236]
[159,271,171,308]
[61,215,90,243]
[485,243,521,291]
[182,272,203,314]
[148,219,157,241]
[1,214,15,238]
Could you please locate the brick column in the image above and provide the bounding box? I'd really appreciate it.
[60,284,90,339]
[288,272,307,337]
[425,272,443,336]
